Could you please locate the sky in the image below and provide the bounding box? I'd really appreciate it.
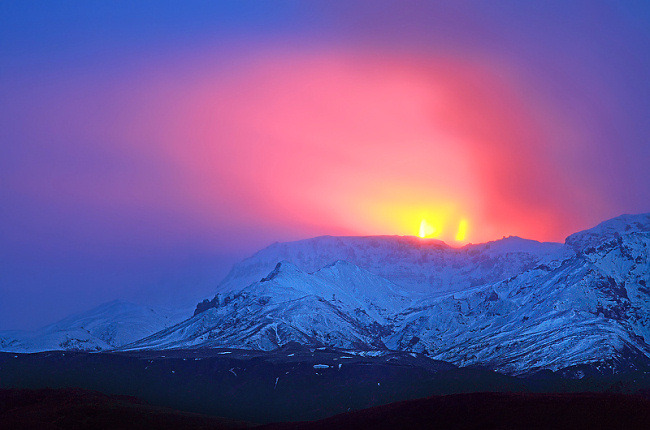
[1,1,650,330]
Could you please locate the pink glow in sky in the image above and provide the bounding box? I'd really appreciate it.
[22,48,607,245]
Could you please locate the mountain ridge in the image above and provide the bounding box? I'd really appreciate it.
[124,214,650,374]
[3,213,649,377]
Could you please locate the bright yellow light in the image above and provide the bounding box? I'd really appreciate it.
[418,219,436,238]
[456,219,468,241]
[354,197,468,242]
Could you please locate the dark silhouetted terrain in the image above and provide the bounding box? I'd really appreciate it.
[4,388,650,430]
[262,392,650,430]
[0,387,250,430]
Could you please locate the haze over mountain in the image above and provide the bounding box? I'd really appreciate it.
[0,301,192,353]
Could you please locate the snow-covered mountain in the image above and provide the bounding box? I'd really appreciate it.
[217,234,571,295]
[0,300,191,353]
[565,213,650,251]
[6,213,650,377]
[123,213,650,375]
[389,227,650,374]
[123,260,415,351]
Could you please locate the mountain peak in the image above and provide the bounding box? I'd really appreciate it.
[260,260,301,282]
[566,213,650,251]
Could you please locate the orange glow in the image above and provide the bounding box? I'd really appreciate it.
[456,219,468,242]
[418,219,436,238]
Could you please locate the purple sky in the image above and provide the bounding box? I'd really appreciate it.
[1,1,650,330]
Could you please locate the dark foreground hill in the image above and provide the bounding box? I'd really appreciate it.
[0,388,249,430]
[4,388,650,430]
[262,392,650,430]
[6,349,650,424]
